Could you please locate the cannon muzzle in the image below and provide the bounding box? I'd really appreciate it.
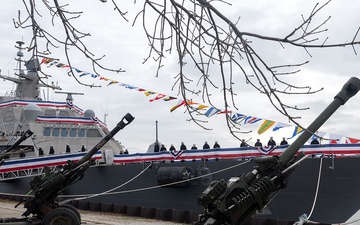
[279,77,360,164]
[195,77,360,225]
[76,113,135,166]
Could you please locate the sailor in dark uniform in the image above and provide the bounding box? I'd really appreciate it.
[49,146,55,155]
[311,138,320,145]
[169,144,176,152]
[180,142,187,150]
[213,141,220,148]
[240,139,248,147]
[160,144,167,151]
[280,137,288,145]
[19,150,26,158]
[254,139,262,147]
[65,144,71,153]
[38,147,44,156]
[268,137,276,146]
[203,142,210,149]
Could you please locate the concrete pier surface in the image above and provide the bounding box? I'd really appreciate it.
[0,199,340,225]
[0,200,186,225]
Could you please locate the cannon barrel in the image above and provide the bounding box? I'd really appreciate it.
[21,113,135,219]
[76,113,134,166]
[0,130,33,162]
[194,77,360,225]
[279,77,360,165]
[5,129,34,153]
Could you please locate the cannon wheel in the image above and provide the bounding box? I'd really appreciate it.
[42,207,80,225]
[59,204,81,221]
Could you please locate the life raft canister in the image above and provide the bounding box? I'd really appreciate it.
[156,166,194,187]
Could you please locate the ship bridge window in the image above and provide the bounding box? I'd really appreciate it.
[3,110,15,122]
[87,129,102,138]
[61,128,68,137]
[59,110,70,117]
[69,128,77,137]
[52,127,60,136]
[78,128,86,137]
[44,127,51,136]
[44,109,56,117]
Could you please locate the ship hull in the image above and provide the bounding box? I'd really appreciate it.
[1,156,359,224]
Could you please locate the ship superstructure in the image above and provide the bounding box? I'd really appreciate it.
[0,42,123,161]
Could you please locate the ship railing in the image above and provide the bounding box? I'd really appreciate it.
[111,143,360,165]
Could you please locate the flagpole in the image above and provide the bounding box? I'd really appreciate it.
[155,120,158,143]
[154,120,160,152]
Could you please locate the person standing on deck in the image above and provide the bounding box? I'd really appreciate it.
[311,138,320,145]
[203,142,210,149]
[160,144,167,151]
[240,139,248,147]
[280,137,288,145]
[268,137,276,146]
[65,144,71,153]
[180,142,187,150]
[49,146,55,155]
[169,144,176,152]
[254,139,262,147]
[38,147,44,156]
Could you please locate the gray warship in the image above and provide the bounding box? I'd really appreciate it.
[0,42,360,224]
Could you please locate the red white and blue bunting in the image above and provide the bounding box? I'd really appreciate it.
[0,99,84,115]
[1,144,360,174]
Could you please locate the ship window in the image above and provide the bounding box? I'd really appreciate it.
[58,110,70,117]
[44,109,56,116]
[78,128,86,137]
[61,128,68,137]
[52,128,60,136]
[69,128,77,137]
[87,129,102,138]
[3,110,15,122]
[44,127,51,136]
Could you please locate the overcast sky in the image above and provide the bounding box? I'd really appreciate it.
[1,0,360,153]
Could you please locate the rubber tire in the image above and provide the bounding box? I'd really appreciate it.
[60,204,81,221]
[42,207,80,225]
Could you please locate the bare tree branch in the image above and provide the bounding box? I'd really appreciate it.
[13,0,360,142]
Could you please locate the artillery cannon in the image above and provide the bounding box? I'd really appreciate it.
[0,130,34,163]
[1,113,134,225]
[194,77,360,225]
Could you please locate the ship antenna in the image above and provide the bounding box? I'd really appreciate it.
[15,41,26,77]
[155,121,158,142]
[155,120,160,152]
[55,91,84,104]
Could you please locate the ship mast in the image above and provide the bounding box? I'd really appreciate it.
[0,41,26,86]
[15,41,26,78]
[0,41,61,100]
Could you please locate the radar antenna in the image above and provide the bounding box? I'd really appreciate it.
[15,41,26,77]
[55,91,84,104]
